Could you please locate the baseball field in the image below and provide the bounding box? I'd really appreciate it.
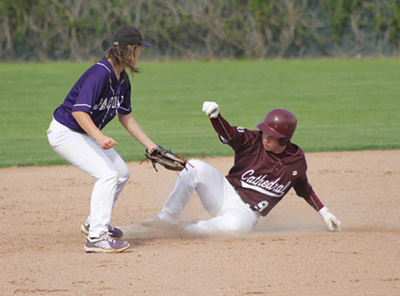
[1,59,399,295]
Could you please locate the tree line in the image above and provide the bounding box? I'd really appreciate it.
[1,0,399,61]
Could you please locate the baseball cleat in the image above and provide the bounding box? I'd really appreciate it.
[84,233,130,253]
[141,215,177,229]
[81,222,124,239]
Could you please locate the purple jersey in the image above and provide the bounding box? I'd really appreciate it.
[53,60,132,133]
[224,127,313,216]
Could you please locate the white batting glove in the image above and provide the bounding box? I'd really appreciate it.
[202,101,219,118]
[318,207,342,232]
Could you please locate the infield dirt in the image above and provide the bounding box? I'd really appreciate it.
[1,150,399,295]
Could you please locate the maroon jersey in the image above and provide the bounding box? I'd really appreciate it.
[210,114,324,216]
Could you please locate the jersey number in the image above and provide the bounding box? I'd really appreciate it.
[255,201,269,212]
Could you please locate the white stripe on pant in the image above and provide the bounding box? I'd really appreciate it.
[47,119,130,237]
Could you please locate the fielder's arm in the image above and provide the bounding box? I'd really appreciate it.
[72,111,117,150]
[118,113,157,152]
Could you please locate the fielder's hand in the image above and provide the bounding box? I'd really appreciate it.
[96,134,118,150]
[318,207,342,232]
[202,101,219,118]
[141,145,188,172]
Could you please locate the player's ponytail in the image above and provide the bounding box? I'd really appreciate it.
[103,45,141,78]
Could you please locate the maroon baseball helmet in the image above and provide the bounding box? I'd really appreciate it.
[257,108,297,145]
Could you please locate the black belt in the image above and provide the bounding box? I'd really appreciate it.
[235,189,259,212]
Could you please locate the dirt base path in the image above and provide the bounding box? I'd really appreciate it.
[1,150,399,295]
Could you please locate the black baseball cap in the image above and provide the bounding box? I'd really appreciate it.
[112,25,152,47]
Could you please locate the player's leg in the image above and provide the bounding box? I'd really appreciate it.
[182,161,259,235]
[48,120,123,238]
[157,159,227,224]
[82,147,130,238]
[97,147,130,209]
[184,195,259,235]
[144,159,259,234]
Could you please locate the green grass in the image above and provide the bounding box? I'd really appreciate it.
[0,59,399,168]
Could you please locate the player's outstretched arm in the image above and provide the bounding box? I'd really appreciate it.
[118,113,157,152]
[295,182,342,232]
[318,207,342,232]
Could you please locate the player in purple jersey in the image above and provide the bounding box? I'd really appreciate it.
[47,25,157,253]
[142,101,341,235]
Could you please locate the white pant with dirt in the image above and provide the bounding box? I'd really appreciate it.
[159,159,259,235]
[47,119,130,238]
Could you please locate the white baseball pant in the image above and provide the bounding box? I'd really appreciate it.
[47,119,130,238]
[159,159,259,235]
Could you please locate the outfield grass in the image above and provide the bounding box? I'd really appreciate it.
[0,59,399,168]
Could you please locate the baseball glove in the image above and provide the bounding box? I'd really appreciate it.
[141,145,189,172]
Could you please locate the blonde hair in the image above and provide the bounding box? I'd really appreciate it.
[103,45,141,78]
